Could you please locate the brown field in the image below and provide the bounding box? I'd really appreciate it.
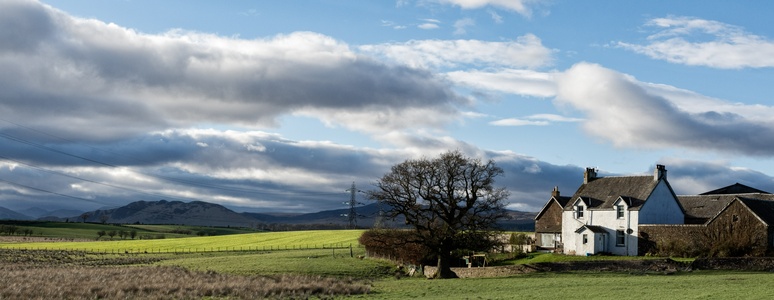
[0,249,371,299]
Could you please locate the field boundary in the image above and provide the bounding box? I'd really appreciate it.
[2,243,362,254]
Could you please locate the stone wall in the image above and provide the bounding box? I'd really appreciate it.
[638,224,705,256]
[423,265,536,278]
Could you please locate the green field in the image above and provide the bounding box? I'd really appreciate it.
[0,229,364,253]
[3,226,774,299]
[354,271,774,299]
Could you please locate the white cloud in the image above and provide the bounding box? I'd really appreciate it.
[453,18,475,35]
[617,16,774,69]
[418,23,440,29]
[433,0,539,17]
[446,69,556,97]
[554,62,774,156]
[490,114,582,127]
[488,9,503,23]
[359,34,553,69]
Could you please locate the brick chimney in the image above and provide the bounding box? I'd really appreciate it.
[654,164,667,181]
[551,186,560,198]
[584,167,597,184]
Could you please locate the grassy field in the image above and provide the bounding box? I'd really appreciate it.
[3,227,774,299]
[353,271,774,299]
[156,248,393,277]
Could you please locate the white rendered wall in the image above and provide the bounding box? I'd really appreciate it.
[639,181,683,224]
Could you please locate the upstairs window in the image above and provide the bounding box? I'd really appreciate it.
[575,206,584,219]
[616,205,625,219]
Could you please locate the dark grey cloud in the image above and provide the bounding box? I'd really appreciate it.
[0,0,465,141]
[659,159,774,195]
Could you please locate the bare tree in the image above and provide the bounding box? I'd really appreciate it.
[80,213,90,223]
[367,150,509,279]
[97,230,106,240]
[130,230,137,240]
[99,214,109,224]
[107,230,117,240]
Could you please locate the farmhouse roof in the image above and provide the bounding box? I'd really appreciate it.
[565,176,660,211]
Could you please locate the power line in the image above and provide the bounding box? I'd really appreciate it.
[0,155,193,203]
[0,124,344,198]
[0,177,107,205]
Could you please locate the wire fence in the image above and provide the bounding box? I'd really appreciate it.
[5,243,364,255]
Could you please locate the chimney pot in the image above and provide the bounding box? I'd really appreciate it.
[584,167,597,184]
[654,164,667,181]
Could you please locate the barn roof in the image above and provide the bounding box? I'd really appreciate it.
[700,183,770,195]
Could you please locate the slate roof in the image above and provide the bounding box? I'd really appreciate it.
[737,195,774,226]
[575,225,608,234]
[700,183,770,195]
[565,176,660,211]
[678,193,774,225]
[677,195,738,224]
[535,195,571,220]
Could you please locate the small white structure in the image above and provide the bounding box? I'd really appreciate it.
[561,165,684,256]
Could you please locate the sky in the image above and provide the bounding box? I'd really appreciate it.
[3,0,774,214]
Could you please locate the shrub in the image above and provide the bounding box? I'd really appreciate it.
[359,229,431,265]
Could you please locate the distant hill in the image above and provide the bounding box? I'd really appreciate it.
[73,200,258,227]
[37,200,536,229]
[20,207,84,219]
[0,206,32,220]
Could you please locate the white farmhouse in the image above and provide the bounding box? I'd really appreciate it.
[561,165,684,256]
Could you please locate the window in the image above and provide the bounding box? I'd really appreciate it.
[616,230,625,247]
[582,234,588,244]
[576,206,584,219]
[616,205,625,219]
[732,214,739,222]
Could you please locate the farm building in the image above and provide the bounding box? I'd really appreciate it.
[536,165,774,256]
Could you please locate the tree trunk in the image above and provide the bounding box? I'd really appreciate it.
[433,252,458,279]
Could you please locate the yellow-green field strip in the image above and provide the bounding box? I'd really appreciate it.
[0,230,365,253]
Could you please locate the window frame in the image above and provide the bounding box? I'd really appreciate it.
[616,205,625,219]
[615,230,625,247]
[575,205,584,219]
[582,234,588,244]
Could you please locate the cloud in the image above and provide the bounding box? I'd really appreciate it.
[488,9,503,23]
[453,18,475,35]
[418,23,440,30]
[0,0,466,142]
[359,34,553,69]
[554,62,774,156]
[433,0,540,17]
[446,69,556,97]
[657,158,774,195]
[617,16,774,69]
[490,114,583,126]
[0,124,587,213]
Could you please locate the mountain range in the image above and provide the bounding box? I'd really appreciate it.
[0,200,536,230]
